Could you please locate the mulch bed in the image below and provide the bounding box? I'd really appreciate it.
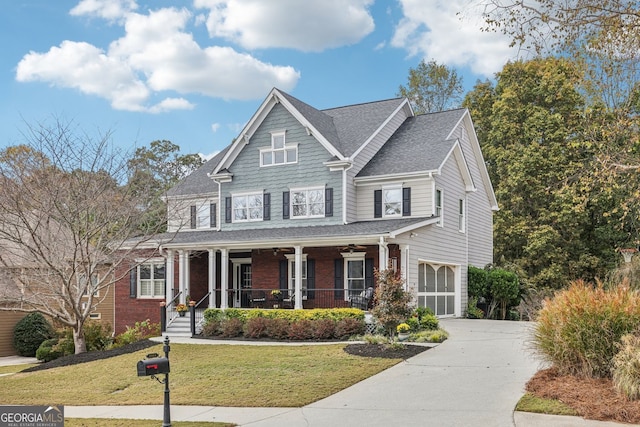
[19,340,427,373]
[343,343,430,359]
[21,340,158,372]
[526,368,640,424]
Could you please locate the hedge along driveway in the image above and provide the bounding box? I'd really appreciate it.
[0,343,399,407]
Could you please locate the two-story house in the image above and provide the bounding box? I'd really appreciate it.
[114,88,497,334]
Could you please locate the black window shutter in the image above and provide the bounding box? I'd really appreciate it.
[325,188,333,217]
[264,193,271,220]
[225,197,232,223]
[365,258,374,289]
[282,191,290,219]
[307,259,315,299]
[374,190,382,218]
[210,203,217,228]
[190,205,196,229]
[129,264,137,298]
[402,187,411,216]
[334,258,344,299]
[279,260,288,291]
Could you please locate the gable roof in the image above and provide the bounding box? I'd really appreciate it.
[166,147,228,198]
[357,109,467,177]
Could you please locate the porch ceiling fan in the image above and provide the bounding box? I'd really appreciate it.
[339,244,367,253]
[272,247,293,256]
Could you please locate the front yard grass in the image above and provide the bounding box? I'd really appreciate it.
[0,343,399,407]
[66,420,231,427]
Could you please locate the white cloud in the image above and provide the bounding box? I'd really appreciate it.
[211,123,220,132]
[200,150,220,161]
[15,3,300,112]
[391,0,518,77]
[70,0,137,21]
[195,0,375,52]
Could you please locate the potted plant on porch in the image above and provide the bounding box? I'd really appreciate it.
[176,303,188,317]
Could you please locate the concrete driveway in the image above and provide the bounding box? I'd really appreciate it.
[242,318,542,426]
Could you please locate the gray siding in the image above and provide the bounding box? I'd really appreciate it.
[347,110,409,223]
[451,123,494,268]
[221,103,343,230]
[355,177,433,221]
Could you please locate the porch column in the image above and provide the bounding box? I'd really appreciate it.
[294,245,303,309]
[378,237,389,271]
[400,244,409,290]
[165,249,174,304]
[208,248,216,308]
[220,248,229,309]
[178,250,190,304]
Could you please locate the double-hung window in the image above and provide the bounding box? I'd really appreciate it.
[260,131,297,166]
[197,204,209,229]
[138,260,165,298]
[383,186,402,217]
[233,192,263,222]
[435,189,443,226]
[291,187,325,218]
[458,199,465,232]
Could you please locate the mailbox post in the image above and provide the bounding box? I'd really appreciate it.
[137,335,171,427]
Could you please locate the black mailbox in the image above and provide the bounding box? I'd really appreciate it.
[137,357,170,376]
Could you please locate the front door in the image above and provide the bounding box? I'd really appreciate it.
[232,261,252,307]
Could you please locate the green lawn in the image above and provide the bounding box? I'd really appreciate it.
[0,343,399,407]
[66,420,232,427]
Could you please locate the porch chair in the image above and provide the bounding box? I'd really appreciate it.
[250,290,267,308]
[350,287,374,310]
[281,291,295,309]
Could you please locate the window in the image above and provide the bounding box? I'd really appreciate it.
[138,260,165,298]
[435,189,443,226]
[233,193,263,222]
[260,131,297,166]
[374,187,410,218]
[81,274,99,297]
[343,253,365,299]
[197,204,209,229]
[383,187,402,217]
[458,199,465,232]
[291,188,324,218]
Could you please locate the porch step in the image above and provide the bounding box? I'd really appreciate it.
[165,315,192,336]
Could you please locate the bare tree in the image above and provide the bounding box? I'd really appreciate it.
[397,59,464,114]
[0,119,172,354]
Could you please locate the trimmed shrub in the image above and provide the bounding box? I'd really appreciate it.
[419,313,439,330]
[82,320,113,351]
[114,319,160,347]
[13,312,54,357]
[335,318,365,339]
[265,318,290,340]
[311,318,336,340]
[406,317,420,332]
[244,317,270,339]
[613,332,640,400]
[288,319,315,340]
[201,319,222,337]
[219,318,244,338]
[468,265,489,299]
[488,268,520,320]
[534,281,640,378]
[466,297,485,319]
[35,338,63,362]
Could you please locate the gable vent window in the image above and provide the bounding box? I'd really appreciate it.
[260,131,297,166]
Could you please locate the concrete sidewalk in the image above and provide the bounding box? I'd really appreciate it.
[8,319,628,426]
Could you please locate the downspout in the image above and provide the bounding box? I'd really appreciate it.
[342,162,353,224]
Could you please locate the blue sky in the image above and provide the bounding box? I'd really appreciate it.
[1,0,519,159]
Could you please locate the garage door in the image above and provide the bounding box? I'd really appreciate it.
[417,263,455,316]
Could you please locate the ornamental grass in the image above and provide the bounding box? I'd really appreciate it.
[534,280,640,378]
